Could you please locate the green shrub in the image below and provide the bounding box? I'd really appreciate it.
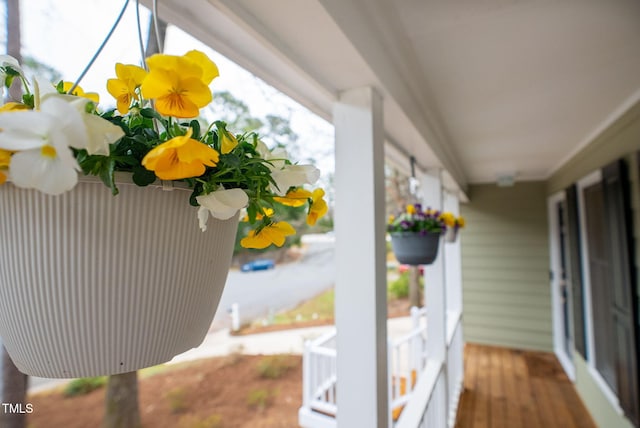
[63,376,107,397]
[166,387,188,413]
[388,273,410,298]
[388,271,424,299]
[177,414,223,428]
[256,354,295,379]
[246,388,272,411]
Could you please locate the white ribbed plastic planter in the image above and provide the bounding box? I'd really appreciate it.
[0,174,238,378]
[444,227,459,243]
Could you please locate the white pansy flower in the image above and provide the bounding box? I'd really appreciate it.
[255,139,287,170]
[7,145,78,195]
[270,164,320,195]
[197,206,210,232]
[196,188,249,231]
[63,96,123,155]
[39,92,123,156]
[0,55,25,97]
[0,98,84,195]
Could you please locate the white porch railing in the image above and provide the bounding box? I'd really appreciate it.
[389,307,429,422]
[299,309,464,428]
[300,307,438,427]
[299,330,338,428]
[446,314,464,427]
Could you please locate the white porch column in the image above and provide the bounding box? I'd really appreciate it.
[421,171,446,362]
[334,86,388,427]
[443,192,462,336]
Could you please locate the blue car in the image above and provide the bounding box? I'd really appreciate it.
[241,259,276,272]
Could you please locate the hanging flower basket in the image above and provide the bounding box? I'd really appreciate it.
[390,231,441,265]
[0,174,238,378]
[0,36,328,377]
[444,227,458,243]
[440,213,465,243]
[388,204,446,265]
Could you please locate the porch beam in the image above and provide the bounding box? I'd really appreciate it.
[334,86,389,427]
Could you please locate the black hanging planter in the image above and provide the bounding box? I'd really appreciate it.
[390,231,441,265]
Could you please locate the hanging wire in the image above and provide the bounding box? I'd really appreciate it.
[69,0,130,94]
[152,0,163,53]
[135,0,148,70]
[409,156,420,200]
[135,0,162,137]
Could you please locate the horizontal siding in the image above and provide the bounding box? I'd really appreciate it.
[464,324,552,350]
[547,99,640,428]
[461,181,552,352]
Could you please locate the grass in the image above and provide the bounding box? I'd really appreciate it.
[256,355,296,379]
[246,388,273,411]
[63,376,107,397]
[247,266,410,330]
[166,387,188,413]
[177,414,223,428]
[256,288,335,327]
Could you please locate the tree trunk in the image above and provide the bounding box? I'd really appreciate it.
[6,0,22,101]
[1,347,28,428]
[102,17,169,428]
[408,266,421,308]
[2,3,28,425]
[103,372,141,428]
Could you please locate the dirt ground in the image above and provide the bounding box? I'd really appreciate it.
[27,297,412,428]
[28,354,302,428]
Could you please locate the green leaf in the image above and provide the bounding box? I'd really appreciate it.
[132,167,157,187]
[140,108,163,120]
[22,93,34,109]
[98,158,118,196]
[189,120,201,139]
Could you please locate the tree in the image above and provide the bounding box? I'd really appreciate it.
[386,165,422,307]
[5,0,20,100]
[102,13,166,428]
[1,1,29,427]
[103,372,141,428]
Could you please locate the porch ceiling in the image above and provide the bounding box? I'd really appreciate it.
[150,0,640,196]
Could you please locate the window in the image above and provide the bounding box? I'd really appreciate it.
[575,159,640,427]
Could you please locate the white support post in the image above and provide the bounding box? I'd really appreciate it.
[443,192,462,341]
[334,86,388,427]
[421,171,447,363]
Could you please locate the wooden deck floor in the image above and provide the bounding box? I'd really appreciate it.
[454,344,596,428]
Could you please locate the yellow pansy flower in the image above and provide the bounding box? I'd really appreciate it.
[62,82,100,104]
[439,212,456,228]
[240,221,295,249]
[184,50,219,84]
[388,214,395,224]
[406,204,416,215]
[242,208,274,222]
[141,53,213,118]
[107,63,147,114]
[457,216,465,228]
[0,102,29,112]
[0,149,11,185]
[273,188,312,207]
[219,128,238,154]
[141,128,219,180]
[306,188,328,226]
